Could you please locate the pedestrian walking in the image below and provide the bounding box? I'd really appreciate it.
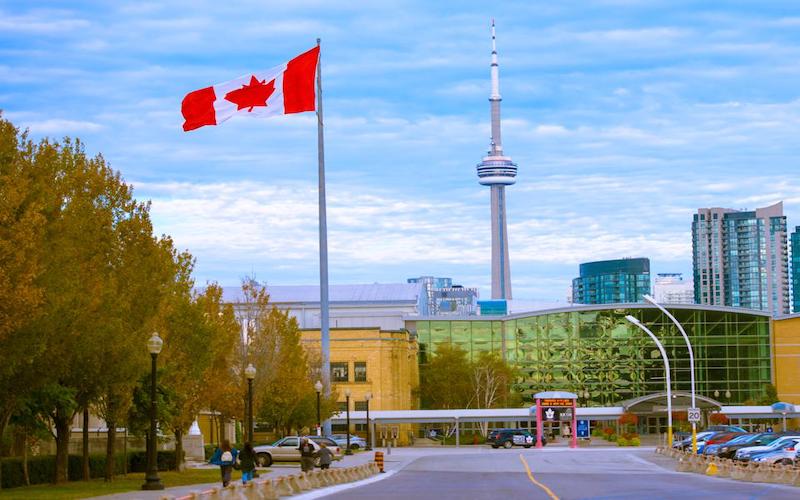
[298,437,316,472]
[316,441,334,470]
[238,442,257,484]
[211,440,238,487]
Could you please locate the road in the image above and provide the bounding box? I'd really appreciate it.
[322,447,800,500]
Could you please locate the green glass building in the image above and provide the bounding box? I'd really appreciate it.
[408,304,771,406]
[572,258,651,305]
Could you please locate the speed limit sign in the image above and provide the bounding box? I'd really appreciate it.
[687,407,701,423]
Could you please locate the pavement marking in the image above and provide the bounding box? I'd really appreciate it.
[519,454,560,500]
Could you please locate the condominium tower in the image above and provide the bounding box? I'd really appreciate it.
[571,258,651,305]
[692,202,789,315]
[792,227,800,313]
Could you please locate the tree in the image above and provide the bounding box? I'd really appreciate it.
[418,344,472,409]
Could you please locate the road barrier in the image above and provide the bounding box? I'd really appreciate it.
[162,463,380,500]
[374,450,385,473]
[664,449,799,489]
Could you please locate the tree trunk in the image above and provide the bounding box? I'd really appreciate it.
[53,408,72,484]
[22,429,30,486]
[105,420,116,481]
[0,406,13,490]
[82,407,90,481]
[174,429,185,472]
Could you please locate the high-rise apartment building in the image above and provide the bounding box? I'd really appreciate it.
[571,258,651,305]
[408,276,479,316]
[791,226,800,313]
[653,273,694,304]
[692,202,789,315]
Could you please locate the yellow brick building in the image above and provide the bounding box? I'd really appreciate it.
[301,327,420,444]
[773,315,800,404]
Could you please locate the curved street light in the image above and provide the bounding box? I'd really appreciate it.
[626,315,674,448]
[644,295,697,452]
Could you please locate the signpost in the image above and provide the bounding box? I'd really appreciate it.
[577,420,590,439]
[534,391,578,449]
[687,407,701,423]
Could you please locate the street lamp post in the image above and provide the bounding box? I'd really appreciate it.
[644,294,698,453]
[344,388,352,455]
[626,315,674,447]
[314,380,323,436]
[245,364,256,443]
[365,392,372,451]
[142,333,164,491]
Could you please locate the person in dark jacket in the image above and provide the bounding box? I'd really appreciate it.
[238,442,257,484]
[298,437,315,472]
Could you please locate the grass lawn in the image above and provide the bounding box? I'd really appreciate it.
[0,468,225,500]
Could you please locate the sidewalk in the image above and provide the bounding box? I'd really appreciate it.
[93,451,380,499]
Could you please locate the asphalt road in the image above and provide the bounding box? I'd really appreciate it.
[323,448,800,500]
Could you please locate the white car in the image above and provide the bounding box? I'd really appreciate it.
[734,435,800,461]
[253,436,343,467]
[750,439,800,465]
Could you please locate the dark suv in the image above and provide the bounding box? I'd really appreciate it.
[487,429,545,449]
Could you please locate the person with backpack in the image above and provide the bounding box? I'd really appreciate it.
[210,440,238,487]
[238,442,257,484]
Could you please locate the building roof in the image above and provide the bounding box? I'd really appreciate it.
[407,302,773,321]
[220,283,422,305]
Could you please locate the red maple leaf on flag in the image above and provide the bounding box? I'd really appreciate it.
[224,76,276,112]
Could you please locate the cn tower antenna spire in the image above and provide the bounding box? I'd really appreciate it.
[477,19,516,300]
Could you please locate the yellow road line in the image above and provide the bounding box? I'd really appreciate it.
[519,453,560,500]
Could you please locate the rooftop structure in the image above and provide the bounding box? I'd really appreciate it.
[653,273,694,304]
[572,258,651,305]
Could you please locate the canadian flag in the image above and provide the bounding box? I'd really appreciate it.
[181,46,319,132]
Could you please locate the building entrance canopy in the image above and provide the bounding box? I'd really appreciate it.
[620,391,722,414]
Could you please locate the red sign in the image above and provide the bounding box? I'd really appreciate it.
[540,398,573,407]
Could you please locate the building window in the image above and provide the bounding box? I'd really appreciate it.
[355,401,368,411]
[331,362,348,382]
[354,362,367,382]
[337,401,348,412]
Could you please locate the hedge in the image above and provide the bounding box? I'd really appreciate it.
[0,451,179,489]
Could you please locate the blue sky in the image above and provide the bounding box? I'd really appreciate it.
[3,1,800,305]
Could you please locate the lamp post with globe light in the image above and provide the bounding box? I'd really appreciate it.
[344,388,352,455]
[142,333,164,491]
[315,380,323,436]
[365,392,372,451]
[245,364,256,443]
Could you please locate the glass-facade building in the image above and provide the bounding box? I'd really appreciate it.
[693,203,789,316]
[792,227,800,313]
[572,258,650,304]
[408,304,771,406]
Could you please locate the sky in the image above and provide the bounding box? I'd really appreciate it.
[2,1,800,305]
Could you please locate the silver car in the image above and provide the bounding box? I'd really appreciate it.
[253,436,343,467]
[750,438,800,465]
[735,435,800,462]
[329,433,368,450]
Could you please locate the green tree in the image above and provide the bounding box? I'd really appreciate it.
[418,344,472,409]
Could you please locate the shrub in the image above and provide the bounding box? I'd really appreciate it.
[710,413,729,424]
[128,450,180,472]
[607,433,617,442]
[2,453,129,489]
[618,413,638,426]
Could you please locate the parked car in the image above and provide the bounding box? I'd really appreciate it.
[253,436,343,467]
[702,432,745,455]
[717,433,778,459]
[734,434,800,462]
[750,438,800,465]
[328,434,368,450]
[673,431,716,451]
[487,429,541,449]
[705,425,747,433]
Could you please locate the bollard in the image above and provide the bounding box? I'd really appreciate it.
[320,469,334,486]
[273,476,295,497]
[717,459,731,478]
[705,462,718,476]
[260,479,279,500]
[374,450,385,473]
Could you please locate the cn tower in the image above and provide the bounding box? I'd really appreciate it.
[477,20,516,300]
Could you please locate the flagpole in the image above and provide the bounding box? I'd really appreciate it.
[315,37,332,436]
